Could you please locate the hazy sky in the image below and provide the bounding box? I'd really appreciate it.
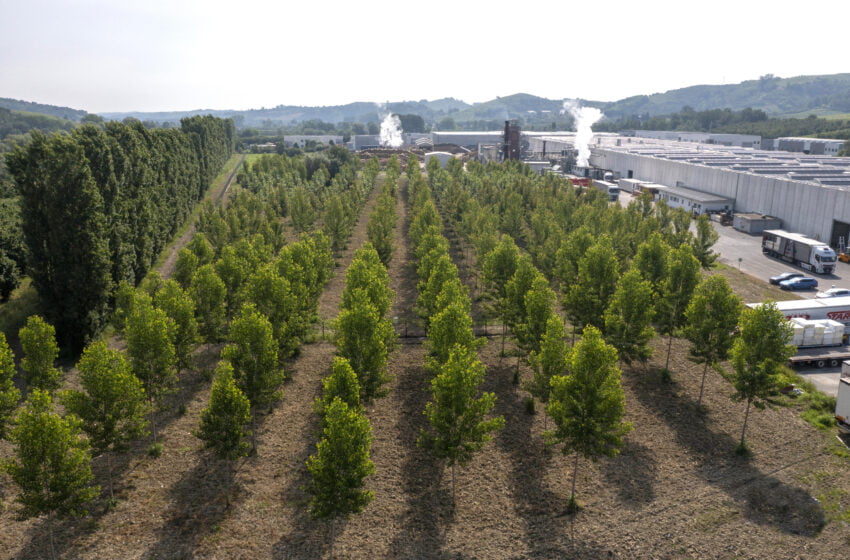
[1,0,847,114]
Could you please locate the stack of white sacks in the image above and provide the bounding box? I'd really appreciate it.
[788,318,845,347]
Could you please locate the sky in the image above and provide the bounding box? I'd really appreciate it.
[1,0,848,114]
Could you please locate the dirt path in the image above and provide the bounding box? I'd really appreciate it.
[159,153,245,280]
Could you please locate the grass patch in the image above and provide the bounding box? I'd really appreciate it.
[0,278,42,338]
[693,503,740,532]
[776,372,837,430]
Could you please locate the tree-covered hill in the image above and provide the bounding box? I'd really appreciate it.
[0,97,87,121]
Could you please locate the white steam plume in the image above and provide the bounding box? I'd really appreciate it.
[561,100,603,167]
[379,113,403,148]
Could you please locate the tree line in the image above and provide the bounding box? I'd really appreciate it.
[5,116,235,348]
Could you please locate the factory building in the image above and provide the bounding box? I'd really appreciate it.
[654,184,732,215]
[623,130,762,149]
[527,135,850,247]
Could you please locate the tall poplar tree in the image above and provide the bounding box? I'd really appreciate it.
[603,268,656,367]
[546,326,632,511]
[418,344,505,501]
[684,276,743,406]
[729,302,795,452]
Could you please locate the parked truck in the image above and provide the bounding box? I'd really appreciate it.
[747,299,850,368]
[592,180,620,202]
[834,361,850,434]
[762,229,837,274]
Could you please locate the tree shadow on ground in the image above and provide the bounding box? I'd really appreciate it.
[11,360,214,560]
[386,357,453,558]
[144,455,241,559]
[630,370,825,536]
[599,440,658,509]
[486,356,614,559]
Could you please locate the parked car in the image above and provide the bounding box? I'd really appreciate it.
[815,287,850,298]
[769,271,804,285]
[779,276,819,291]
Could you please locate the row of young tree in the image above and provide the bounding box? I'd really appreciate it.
[430,158,799,453]
[305,235,398,535]
[404,157,505,501]
[0,150,377,552]
[5,116,235,348]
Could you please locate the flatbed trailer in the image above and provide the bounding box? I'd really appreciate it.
[789,345,850,369]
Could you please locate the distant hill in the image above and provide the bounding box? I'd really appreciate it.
[7,73,850,128]
[100,98,472,128]
[598,74,850,119]
[0,97,87,122]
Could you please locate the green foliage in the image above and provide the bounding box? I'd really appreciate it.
[546,326,631,460]
[306,397,375,520]
[222,304,283,409]
[517,274,556,354]
[60,341,149,456]
[691,214,719,268]
[603,268,656,366]
[482,235,519,302]
[314,357,362,422]
[334,291,393,401]
[427,300,478,367]
[190,264,227,343]
[564,235,621,331]
[657,244,702,335]
[527,314,568,405]
[684,276,743,402]
[419,344,505,467]
[342,243,393,318]
[18,315,61,391]
[729,301,796,446]
[0,332,21,438]
[3,389,99,520]
[153,279,200,370]
[195,361,251,460]
[633,232,670,298]
[125,296,177,407]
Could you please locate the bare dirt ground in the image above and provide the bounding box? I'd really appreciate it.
[1,173,849,559]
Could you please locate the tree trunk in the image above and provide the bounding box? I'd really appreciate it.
[664,332,674,372]
[740,399,752,448]
[451,463,456,504]
[500,320,507,358]
[697,361,710,407]
[107,452,114,500]
[570,453,580,505]
[48,511,56,560]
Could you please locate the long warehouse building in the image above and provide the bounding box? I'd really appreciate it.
[528,135,850,248]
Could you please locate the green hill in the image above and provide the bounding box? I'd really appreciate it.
[0,97,87,122]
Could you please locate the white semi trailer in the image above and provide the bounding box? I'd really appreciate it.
[762,230,837,274]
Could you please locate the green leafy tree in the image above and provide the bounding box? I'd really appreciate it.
[481,234,519,302]
[603,269,656,367]
[526,314,568,427]
[564,235,621,333]
[418,344,505,501]
[154,279,200,370]
[729,302,795,451]
[427,299,478,367]
[517,274,556,355]
[684,276,743,406]
[657,244,701,374]
[190,263,227,343]
[0,332,22,438]
[334,291,393,401]
[195,361,251,460]
[60,342,149,498]
[342,243,393,318]
[222,304,283,410]
[19,315,62,392]
[288,186,317,232]
[173,248,199,289]
[306,397,375,548]
[314,356,362,424]
[690,214,719,268]
[546,326,632,511]
[632,232,669,299]
[125,296,177,438]
[3,390,99,557]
